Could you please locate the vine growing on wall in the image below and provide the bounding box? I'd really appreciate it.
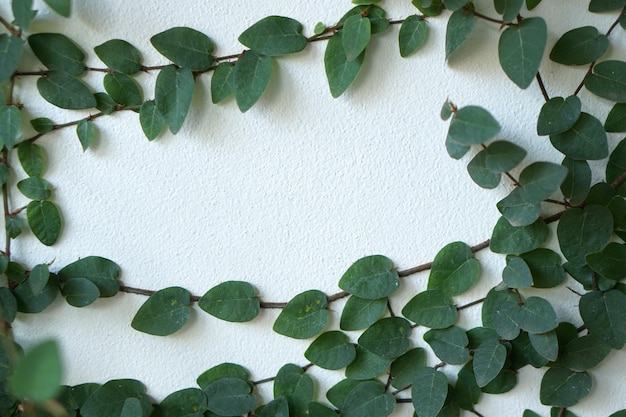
[1,0,626,416]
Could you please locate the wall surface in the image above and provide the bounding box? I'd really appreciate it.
[4,0,626,415]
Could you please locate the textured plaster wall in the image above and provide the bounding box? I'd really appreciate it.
[4,0,626,415]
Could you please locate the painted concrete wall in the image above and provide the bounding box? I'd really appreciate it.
[5,0,626,415]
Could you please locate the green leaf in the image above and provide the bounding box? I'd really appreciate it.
[342,14,371,61]
[389,348,427,390]
[198,280,259,322]
[12,0,34,30]
[204,377,255,416]
[131,286,191,336]
[308,402,337,417]
[14,274,58,313]
[76,119,94,151]
[196,363,249,390]
[305,331,356,370]
[493,299,523,339]
[561,334,611,371]
[0,105,21,149]
[557,205,613,268]
[37,70,96,110]
[26,200,61,246]
[485,140,527,173]
[273,289,328,339]
[152,388,208,417]
[561,158,591,205]
[540,368,591,407]
[0,288,17,322]
[44,0,71,17]
[210,62,235,104]
[549,112,608,160]
[0,34,24,83]
[340,295,386,331]
[537,95,582,136]
[586,243,626,280]
[139,100,164,141]
[550,26,608,65]
[103,73,143,106]
[482,287,517,328]
[445,133,470,159]
[413,0,444,16]
[402,288,458,329]
[0,163,9,187]
[94,39,142,74]
[151,27,214,71]
[325,32,365,98]
[565,262,615,292]
[455,362,481,410]
[607,139,626,196]
[81,379,148,417]
[327,379,367,408]
[358,317,411,358]
[339,6,389,34]
[481,368,517,394]
[28,33,84,75]
[518,162,568,203]
[448,105,501,146]
[411,367,448,417]
[233,50,273,113]
[339,255,399,299]
[428,241,479,296]
[155,65,195,134]
[584,60,626,102]
[239,16,307,56]
[444,0,468,10]
[502,255,533,288]
[345,346,393,380]
[520,296,558,334]
[467,150,501,189]
[497,188,541,227]
[424,326,470,365]
[30,117,55,134]
[498,17,547,89]
[18,177,52,200]
[605,103,626,132]
[18,142,46,177]
[490,217,549,255]
[589,0,626,11]
[273,363,313,416]
[342,380,395,417]
[10,340,61,403]
[520,248,565,288]
[94,92,117,115]
[398,15,429,57]
[257,397,289,417]
[62,277,100,308]
[579,289,626,349]
[58,256,121,297]
[445,8,474,59]
[473,339,507,387]
[494,0,523,22]
[529,331,558,361]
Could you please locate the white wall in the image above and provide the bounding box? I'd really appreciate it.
[6,0,626,415]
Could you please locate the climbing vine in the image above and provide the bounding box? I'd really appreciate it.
[1,0,626,416]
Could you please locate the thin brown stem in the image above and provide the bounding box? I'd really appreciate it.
[610,169,626,190]
[536,72,550,102]
[0,15,21,37]
[457,297,486,311]
[2,149,10,258]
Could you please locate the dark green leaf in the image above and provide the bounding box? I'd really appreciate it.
[550,26,608,65]
[198,280,259,322]
[273,289,328,339]
[467,327,501,349]
[481,368,517,394]
[0,105,21,149]
[342,380,395,417]
[561,334,611,371]
[58,256,121,297]
[561,158,591,205]
[76,119,94,151]
[196,363,249,390]
[62,278,100,308]
[473,339,507,387]
[152,388,207,417]
[94,92,116,115]
[324,32,365,98]
[28,263,50,296]
[586,243,626,280]
[493,299,523,339]
[139,100,163,141]
[565,262,615,292]
[358,317,411,358]
[402,289,458,328]
[30,117,54,134]
[131,286,191,336]
[579,289,626,349]
[584,60,626,102]
[497,188,541,227]
[308,402,337,417]
[103,73,143,106]
[345,346,392,380]
[305,331,356,370]
[17,177,52,200]
[443,0,468,10]
[502,255,533,288]
[454,362,481,410]
[338,6,389,34]
[540,368,591,407]
[412,0,444,16]
[482,287,517,328]
[389,348,427,390]
[445,8,474,59]
[605,103,626,132]
[10,340,61,403]
[549,112,608,160]
[44,0,71,17]
[424,326,470,365]
[327,379,367,408]
[0,34,24,83]
[520,296,558,334]
[0,163,9,187]
[589,0,626,11]
[340,295,386,330]
[339,255,399,299]
[239,16,307,56]
[14,274,58,313]
[151,27,214,71]
[494,0,523,22]
[155,65,194,133]
[518,162,568,203]
[204,378,255,416]
[557,205,613,268]
[607,139,626,196]
[257,396,288,417]
[273,363,313,416]
[448,106,501,146]
[210,62,235,104]
[485,140,527,173]
[520,248,565,288]
[94,39,142,74]
[411,367,448,417]
[37,70,96,110]
[18,142,46,177]
[12,0,33,30]
[399,15,429,57]
[81,379,148,417]
[26,200,61,246]
[498,17,547,89]
[529,331,558,361]
[0,288,17,322]
[537,95,582,136]
[28,33,84,75]
[342,15,371,61]
[467,150,501,189]
[233,50,273,113]
[428,241,479,296]
[490,217,549,254]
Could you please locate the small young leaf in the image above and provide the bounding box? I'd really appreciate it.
[233,50,273,113]
[139,100,164,141]
[94,39,142,74]
[103,73,143,106]
[151,27,214,71]
[482,287,518,328]
[28,33,84,75]
[17,177,53,201]
[549,113,608,160]
[358,317,411,358]
[0,105,21,149]
[10,340,62,403]
[448,105,501,146]
[561,157,591,205]
[485,140,527,173]
[411,367,448,417]
[557,205,613,268]
[210,62,235,104]
[304,331,356,370]
[0,34,23,83]
[399,15,429,57]
[580,289,626,349]
[518,161,568,203]
[198,280,260,322]
[445,8,474,59]
[490,217,549,254]
[273,290,328,339]
[155,65,195,133]
[18,142,46,177]
[550,26,608,65]
[428,241,479,296]
[62,277,100,308]
[339,255,399,299]
[342,14,371,61]
[76,119,94,151]
[424,326,470,364]
[44,0,71,17]
[26,200,61,246]
[584,60,626,102]
[537,95,582,136]
[498,17,547,89]
[37,70,96,110]
[324,32,365,98]
[402,288,458,329]
[58,256,121,298]
[131,286,191,336]
[467,150,501,189]
[540,368,591,407]
[340,295,386,331]
[473,339,507,387]
[238,16,307,56]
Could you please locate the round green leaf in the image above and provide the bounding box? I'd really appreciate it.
[26,200,62,246]
[529,331,558,361]
[43,0,71,17]
[586,242,626,280]
[589,0,626,12]
[399,15,429,57]
[10,340,62,404]
[103,72,143,106]
[549,112,608,160]
[557,205,613,268]
[537,95,582,136]
[358,317,411,358]
[304,331,356,370]
[198,280,260,322]
[502,255,533,288]
[28,264,50,296]
[13,274,58,313]
[210,62,235,104]
[324,32,365,98]
[445,8,474,59]
[490,217,549,255]
[520,248,565,288]
[339,255,399,299]
[411,367,448,417]
[58,256,120,297]
[342,380,395,417]
[561,157,591,205]
[17,177,53,201]
[473,338,507,387]
[493,299,523,339]
[130,286,191,336]
[482,287,518,328]
[428,241,479,296]
[485,140,527,173]
[448,106,501,146]
[81,379,148,417]
[345,346,392,380]
[446,133,470,159]
[340,295,386,331]
[18,142,46,178]
[196,363,249,390]
[139,100,164,141]
[520,296,558,334]
[204,378,255,416]
[238,16,307,56]
[584,60,626,102]
[561,334,611,371]
[540,368,591,407]
[607,139,626,196]
[467,150,501,189]
[342,14,371,61]
[152,388,208,417]
[481,368,517,394]
[424,325,470,365]
[94,39,142,74]
[389,348,427,390]
[151,27,214,71]
[155,65,195,134]
[550,26,608,65]
[233,50,273,113]
[62,277,100,308]
[518,162,568,203]
[28,33,85,75]
[273,363,313,416]
[401,288,458,328]
[0,34,24,83]
[579,289,626,349]
[496,188,541,227]
[327,379,367,408]
[273,289,328,339]
[498,17,547,89]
